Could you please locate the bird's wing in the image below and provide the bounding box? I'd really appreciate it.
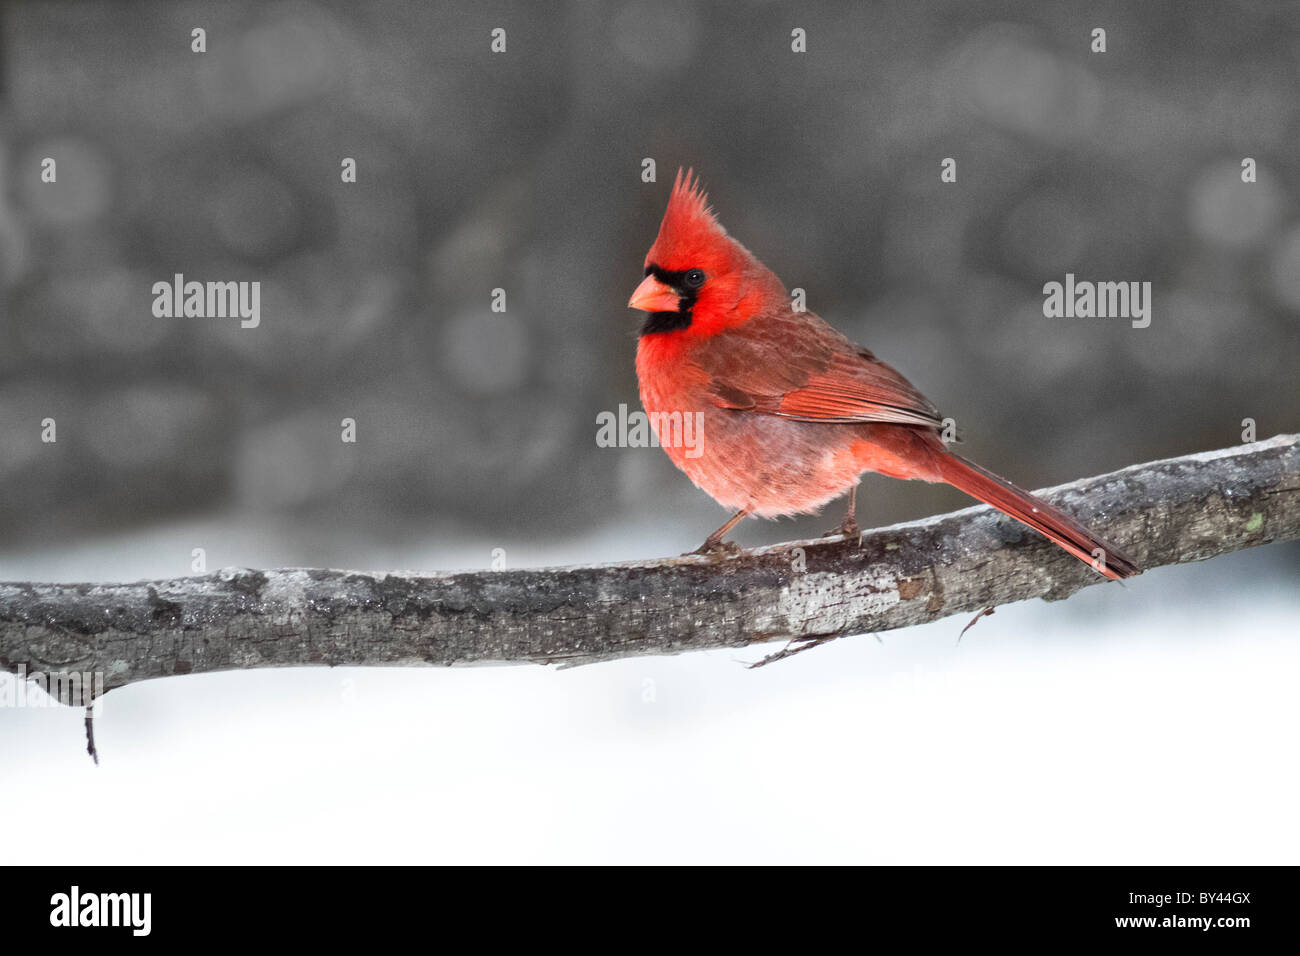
[692,310,944,429]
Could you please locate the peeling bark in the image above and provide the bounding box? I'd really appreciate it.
[1,435,1296,696]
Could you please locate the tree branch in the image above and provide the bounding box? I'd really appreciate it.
[2,435,1296,694]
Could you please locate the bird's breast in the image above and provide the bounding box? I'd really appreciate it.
[635,342,878,517]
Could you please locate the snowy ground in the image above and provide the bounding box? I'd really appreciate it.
[1,518,1296,864]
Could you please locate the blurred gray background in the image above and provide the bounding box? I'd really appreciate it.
[1,0,1297,567]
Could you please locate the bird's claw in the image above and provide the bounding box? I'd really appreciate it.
[686,538,741,557]
[822,517,862,546]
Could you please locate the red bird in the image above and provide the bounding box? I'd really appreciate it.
[629,170,1138,580]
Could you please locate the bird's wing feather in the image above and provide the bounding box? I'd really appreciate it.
[691,310,944,428]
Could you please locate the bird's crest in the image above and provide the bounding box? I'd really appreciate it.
[647,168,730,270]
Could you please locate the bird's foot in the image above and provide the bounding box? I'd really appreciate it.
[822,515,862,546]
[686,537,741,557]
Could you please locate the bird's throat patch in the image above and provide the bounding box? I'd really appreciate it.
[640,309,692,335]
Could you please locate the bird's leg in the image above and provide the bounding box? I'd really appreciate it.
[823,484,861,544]
[688,509,749,555]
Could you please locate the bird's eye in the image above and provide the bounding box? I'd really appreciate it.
[683,269,706,290]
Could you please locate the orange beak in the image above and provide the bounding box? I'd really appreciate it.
[628,274,681,313]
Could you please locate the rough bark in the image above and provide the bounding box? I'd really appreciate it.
[1,434,1296,697]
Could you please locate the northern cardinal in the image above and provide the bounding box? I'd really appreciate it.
[628,170,1138,580]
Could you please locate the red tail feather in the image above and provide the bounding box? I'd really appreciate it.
[935,453,1139,580]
